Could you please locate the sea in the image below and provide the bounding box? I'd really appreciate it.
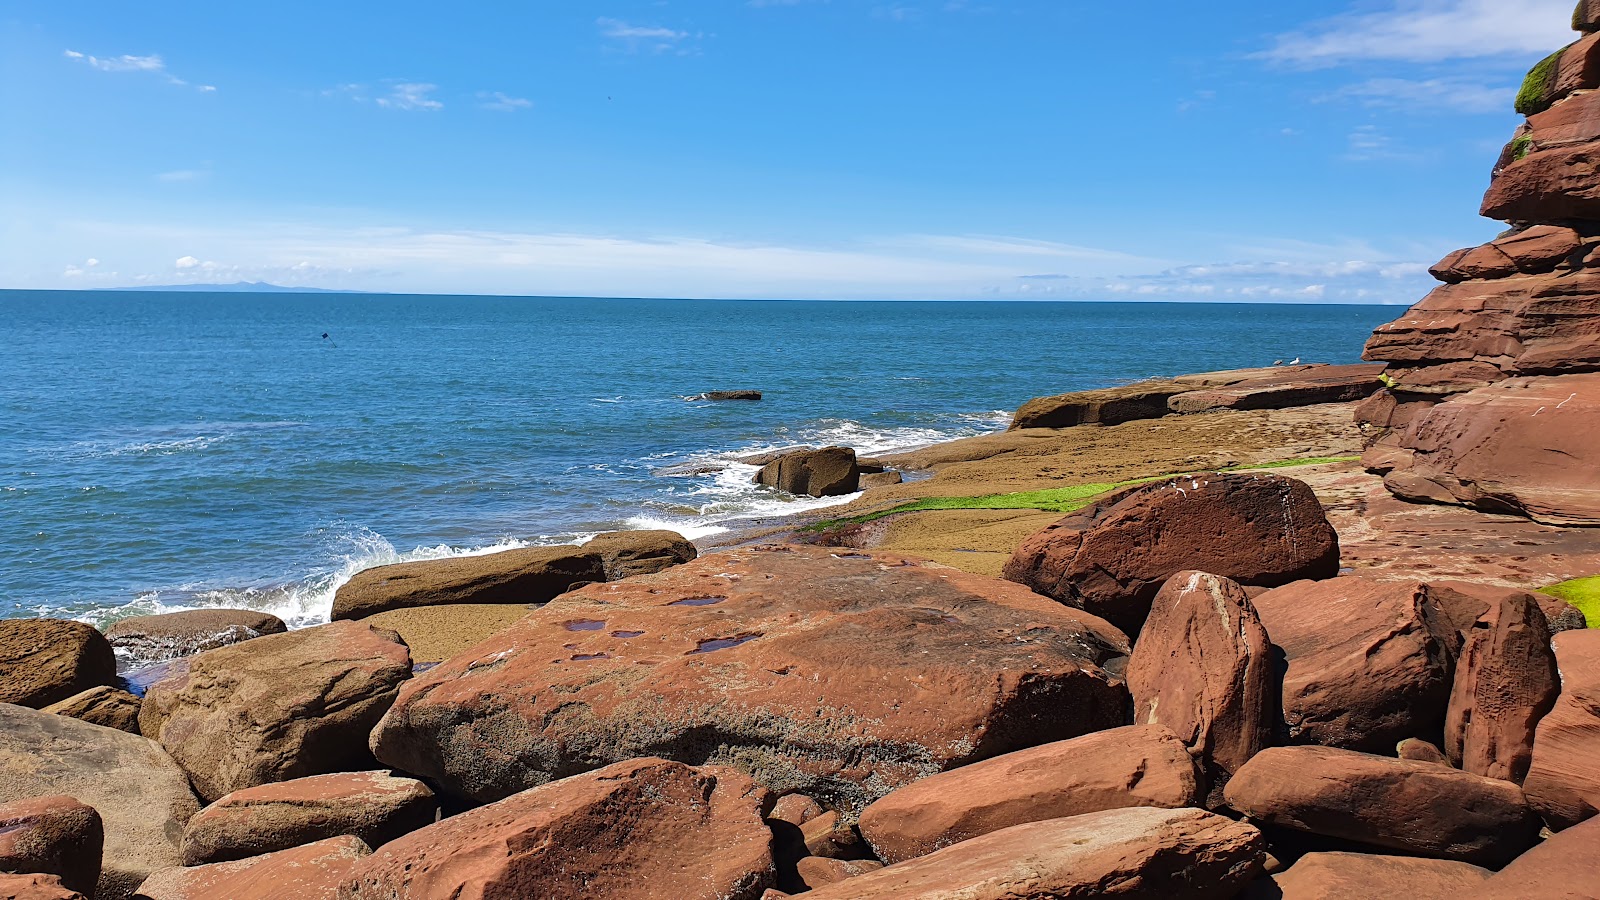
[0,292,1399,628]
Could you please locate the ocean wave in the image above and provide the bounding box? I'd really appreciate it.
[46,422,308,461]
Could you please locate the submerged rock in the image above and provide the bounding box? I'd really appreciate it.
[371,546,1131,811]
[695,390,763,401]
[104,609,287,669]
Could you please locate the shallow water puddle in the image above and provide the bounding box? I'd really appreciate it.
[564,620,606,631]
[688,634,761,654]
[669,596,726,607]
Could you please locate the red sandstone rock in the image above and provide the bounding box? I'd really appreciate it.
[1002,473,1339,636]
[755,447,860,497]
[1384,374,1600,525]
[1246,852,1490,900]
[180,771,437,866]
[0,796,102,897]
[1129,572,1275,801]
[768,794,824,827]
[856,725,1202,864]
[332,547,603,622]
[134,835,369,900]
[1224,746,1541,866]
[582,530,697,580]
[1009,381,1186,429]
[793,857,883,890]
[1463,814,1600,898]
[1526,87,1600,148]
[40,687,141,734]
[0,874,85,900]
[1523,628,1600,830]
[1484,139,1600,222]
[1252,577,1453,753]
[1430,227,1584,283]
[801,808,1264,900]
[1397,738,1451,764]
[139,621,412,802]
[1165,364,1386,414]
[1579,0,1600,32]
[1442,588,1559,783]
[371,547,1131,811]
[0,620,117,710]
[339,759,775,900]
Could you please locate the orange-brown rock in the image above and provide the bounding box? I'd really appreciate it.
[1244,852,1490,900]
[800,808,1264,900]
[180,771,436,866]
[1463,813,1600,898]
[1443,589,1559,783]
[1397,738,1451,765]
[1484,139,1600,223]
[1165,364,1385,414]
[0,620,116,710]
[371,547,1131,810]
[1364,274,1600,373]
[0,704,198,900]
[755,447,860,497]
[0,796,102,897]
[1129,572,1275,801]
[1431,579,1587,638]
[1009,380,1187,429]
[768,794,824,827]
[1383,374,1600,525]
[1251,577,1453,753]
[1224,746,1541,866]
[582,530,697,581]
[104,609,287,668]
[139,621,412,802]
[856,725,1201,864]
[134,835,369,900]
[1579,0,1600,33]
[1002,473,1339,636]
[793,857,884,891]
[1523,628,1600,830]
[0,874,85,900]
[331,546,605,621]
[1430,226,1584,283]
[40,687,141,734]
[339,759,775,900]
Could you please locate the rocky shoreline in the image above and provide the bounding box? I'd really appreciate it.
[8,8,1600,896]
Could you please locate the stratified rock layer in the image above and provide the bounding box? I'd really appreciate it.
[371,546,1131,811]
[135,835,370,900]
[1523,628,1600,830]
[0,620,117,709]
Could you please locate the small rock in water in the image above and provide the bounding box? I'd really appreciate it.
[694,390,763,401]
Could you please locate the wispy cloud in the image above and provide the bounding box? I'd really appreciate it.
[377,83,443,111]
[478,91,532,112]
[64,49,215,92]
[1343,124,1421,162]
[597,17,701,54]
[157,169,209,183]
[1260,0,1574,67]
[1322,77,1516,114]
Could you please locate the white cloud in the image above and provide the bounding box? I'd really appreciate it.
[377,83,443,111]
[1261,0,1575,67]
[174,255,200,269]
[598,18,689,40]
[1324,77,1516,114]
[478,91,532,111]
[65,48,215,91]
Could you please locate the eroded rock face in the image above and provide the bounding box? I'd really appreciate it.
[1443,588,1559,783]
[339,759,776,900]
[1165,364,1385,414]
[105,610,288,669]
[371,546,1131,811]
[800,808,1264,900]
[1252,577,1453,753]
[139,621,412,802]
[0,796,103,897]
[1523,628,1600,830]
[1464,814,1600,898]
[180,771,437,866]
[0,704,199,900]
[856,725,1201,865]
[1249,852,1491,900]
[135,835,370,900]
[754,447,860,497]
[41,687,142,734]
[0,874,86,900]
[582,530,698,581]
[0,620,117,710]
[1129,572,1275,802]
[332,547,605,622]
[1002,474,1340,636]
[1225,746,1541,866]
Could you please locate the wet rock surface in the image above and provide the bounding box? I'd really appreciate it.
[104,609,288,670]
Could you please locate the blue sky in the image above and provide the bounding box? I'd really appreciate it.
[0,0,1579,300]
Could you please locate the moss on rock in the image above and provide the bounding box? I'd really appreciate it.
[1540,576,1600,627]
[1517,47,1568,116]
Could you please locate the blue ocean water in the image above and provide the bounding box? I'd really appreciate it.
[0,292,1398,627]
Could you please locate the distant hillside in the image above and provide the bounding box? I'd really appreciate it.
[104,281,368,294]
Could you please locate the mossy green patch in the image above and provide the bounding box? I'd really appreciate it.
[1510,134,1535,162]
[1517,47,1567,116]
[801,456,1359,533]
[1539,576,1600,628]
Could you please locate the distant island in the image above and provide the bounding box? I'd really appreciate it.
[102,281,368,294]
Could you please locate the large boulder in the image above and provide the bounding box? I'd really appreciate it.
[1251,577,1454,753]
[0,875,86,900]
[856,724,1201,864]
[1482,138,1600,222]
[1443,588,1559,783]
[1430,226,1584,283]
[1463,814,1600,898]
[1523,628,1600,830]
[1010,380,1189,429]
[0,796,102,897]
[1244,852,1490,900]
[0,621,117,709]
[339,759,775,900]
[581,530,697,581]
[1128,572,1276,802]
[0,704,199,900]
[1383,374,1600,525]
[1224,746,1541,866]
[104,610,287,668]
[134,835,369,900]
[1003,473,1340,636]
[139,621,412,802]
[1165,363,1386,414]
[371,546,1131,811]
[180,771,437,866]
[40,687,141,734]
[754,447,860,497]
[798,808,1264,900]
[331,546,605,621]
